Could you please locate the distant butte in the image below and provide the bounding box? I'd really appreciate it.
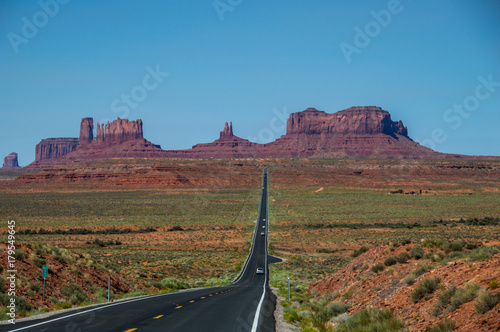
[2,152,21,169]
[25,106,472,168]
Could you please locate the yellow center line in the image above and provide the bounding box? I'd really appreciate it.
[190,300,195,303]
[153,315,164,319]
[175,305,182,309]
[124,329,137,332]
[209,294,212,296]
[200,297,205,299]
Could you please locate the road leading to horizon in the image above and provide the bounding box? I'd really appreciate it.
[1,168,274,332]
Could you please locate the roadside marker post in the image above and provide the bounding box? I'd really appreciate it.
[288,277,290,302]
[42,265,48,302]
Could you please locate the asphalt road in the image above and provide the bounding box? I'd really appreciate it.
[1,168,273,332]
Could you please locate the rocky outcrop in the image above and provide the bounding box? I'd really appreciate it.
[35,138,79,162]
[220,122,233,139]
[286,107,407,137]
[79,118,94,146]
[103,118,143,143]
[2,152,21,169]
[25,106,475,168]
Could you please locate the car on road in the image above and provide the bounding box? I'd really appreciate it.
[260,231,265,236]
[262,225,266,228]
[256,268,264,274]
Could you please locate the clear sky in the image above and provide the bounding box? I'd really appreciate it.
[1,0,499,166]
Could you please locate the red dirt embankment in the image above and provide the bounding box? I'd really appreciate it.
[309,245,500,331]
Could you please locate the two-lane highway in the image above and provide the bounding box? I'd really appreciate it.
[2,168,273,332]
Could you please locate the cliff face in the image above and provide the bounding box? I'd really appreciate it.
[2,152,21,169]
[25,106,468,168]
[102,118,143,144]
[286,107,408,137]
[35,138,79,162]
[79,117,93,146]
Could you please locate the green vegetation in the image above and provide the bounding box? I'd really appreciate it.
[428,319,455,332]
[474,291,499,314]
[411,277,441,303]
[351,246,369,258]
[447,281,481,312]
[335,307,405,332]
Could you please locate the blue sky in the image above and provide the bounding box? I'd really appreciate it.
[1,0,499,166]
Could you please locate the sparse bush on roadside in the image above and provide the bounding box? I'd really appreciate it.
[410,246,424,260]
[351,246,369,258]
[13,249,26,261]
[411,277,440,303]
[447,281,481,312]
[488,279,499,290]
[432,285,457,316]
[383,256,397,267]
[428,318,455,332]
[55,302,72,310]
[33,257,47,268]
[62,283,88,305]
[371,263,385,273]
[335,307,405,332]
[474,290,499,314]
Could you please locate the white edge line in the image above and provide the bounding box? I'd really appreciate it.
[6,287,202,332]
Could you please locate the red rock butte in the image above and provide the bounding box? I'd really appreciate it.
[25,106,468,168]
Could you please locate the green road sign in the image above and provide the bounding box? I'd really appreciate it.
[42,265,48,278]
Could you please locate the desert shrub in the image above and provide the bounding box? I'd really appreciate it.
[15,297,32,312]
[404,274,416,286]
[432,285,457,316]
[371,263,385,273]
[422,238,446,250]
[62,283,88,305]
[13,249,26,260]
[428,319,455,332]
[468,246,499,262]
[335,307,405,332]
[395,252,410,263]
[33,257,47,268]
[0,277,6,293]
[29,282,41,292]
[383,256,397,267]
[55,302,72,310]
[351,246,369,258]
[449,240,465,252]
[410,246,424,260]
[488,280,499,290]
[411,277,440,303]
[427,251,445,263]
[448,281,481,312]
[414,263,432,277]
[310,301,350,332]
[474,291,499,314]
[159,277,189,290]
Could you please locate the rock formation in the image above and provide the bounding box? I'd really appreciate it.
[220,122,233,139]
[103,118,143,143]
[25,106,475,168]
[79,117,93,146]
[35,138,79,162]
[286,107,407,137]
[2,152,21,169]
